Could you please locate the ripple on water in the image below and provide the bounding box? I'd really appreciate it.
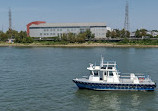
[0,47,158,111]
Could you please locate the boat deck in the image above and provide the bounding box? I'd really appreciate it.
[74,78,155,85]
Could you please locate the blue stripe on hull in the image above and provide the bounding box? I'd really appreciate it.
[74,82,155,91]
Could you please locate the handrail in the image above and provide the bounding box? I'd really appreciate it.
[103,61,116,65]
[121,73,145,75]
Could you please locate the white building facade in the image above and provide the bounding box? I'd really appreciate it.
[27,22,109,38]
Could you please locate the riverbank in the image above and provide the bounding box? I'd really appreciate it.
[1,42,158,47]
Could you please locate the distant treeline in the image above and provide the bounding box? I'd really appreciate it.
[106,29,130,38]
[107,29,158,38]
[0,29,94,43]
[0,29,158,43]
[0,30,33,43]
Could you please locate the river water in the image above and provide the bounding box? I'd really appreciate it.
[0,47,158,111]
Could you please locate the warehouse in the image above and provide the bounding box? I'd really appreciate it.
[27,21,110,38]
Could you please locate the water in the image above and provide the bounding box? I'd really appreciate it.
[0,47,158,111]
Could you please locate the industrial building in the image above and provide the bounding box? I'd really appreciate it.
[27,21,111,38]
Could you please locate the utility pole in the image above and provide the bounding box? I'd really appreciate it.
[124,0,129,32]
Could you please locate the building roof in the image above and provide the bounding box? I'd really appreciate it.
[30,23,106,27]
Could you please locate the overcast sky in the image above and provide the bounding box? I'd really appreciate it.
[0,0,158,32]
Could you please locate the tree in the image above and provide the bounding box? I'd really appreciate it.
[111,31,117,38]
[67,33,76,43]
[85,29,95,40]
[120,29,126,38]
[106,30,111,38]
[140,29,147,37]
[60,30,93,43]
[135,29,141,38]
[125,31,130,38]
[61,33,68,41]
[115,29,121,38]
[135,29,147,38]
[76,33,86,43]
[14,31,33,43]
[0,33,8,41]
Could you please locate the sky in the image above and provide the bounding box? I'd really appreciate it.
[0,0,158,32]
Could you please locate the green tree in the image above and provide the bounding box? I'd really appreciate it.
[14,31,33,43]
[85,29,95,40]
[0,33,8,41]
[106,30,111,38]
[140,29,147,37]
[76,33,86,43]
[115,29,121,38]
[67,33,76,43]
[120,29,126,38]
[61,33,68,41]
[135,29,147,38]
[111,31,117,38]
[135,29,141,38]
[125,31,130,38]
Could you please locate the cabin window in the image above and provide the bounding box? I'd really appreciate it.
[94,72,98,76]
[109,71,113,76]
[108,67,113,69]
[94,71,99,76]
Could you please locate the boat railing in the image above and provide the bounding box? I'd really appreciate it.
[120,73,132,78]
[120,73,150,79]
[82,76,88,78]
[102,61,117,66]
[120,78,152,83]
[120,73,146,76]
[120,73,152,83]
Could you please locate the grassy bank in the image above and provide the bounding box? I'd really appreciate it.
[1,40,158,47]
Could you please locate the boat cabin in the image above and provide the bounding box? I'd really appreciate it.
[87,57,144,84]
[87,59,120,83]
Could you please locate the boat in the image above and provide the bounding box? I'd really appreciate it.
[73,57,156,91]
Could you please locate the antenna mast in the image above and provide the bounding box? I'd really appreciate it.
[9,8,12,31]
[124,1,129,31]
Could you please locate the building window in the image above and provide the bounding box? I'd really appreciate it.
[44,29,46,31]
[40,33,42,35]
[60,29,62,31]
